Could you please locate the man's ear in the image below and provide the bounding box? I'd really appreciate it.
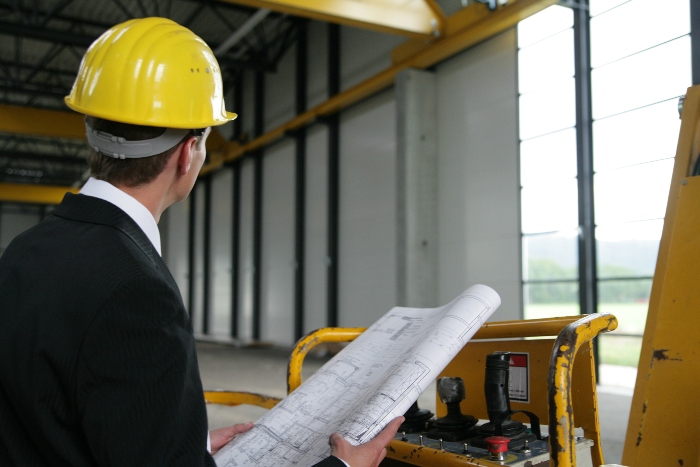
[177,136,197,176]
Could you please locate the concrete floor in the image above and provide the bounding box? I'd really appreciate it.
[197,342,633,465]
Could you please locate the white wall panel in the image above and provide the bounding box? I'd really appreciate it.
[260,140,296,345]
[0,205,41,255]
[163,197,190,310]
[209,168,233,338]
[307,21,328,109]
[237,158,256,341]
[304,125,329,332]
[436,29,522,320]
[265,43,297,131]
[340,26,404,92]
[338,90,397,327]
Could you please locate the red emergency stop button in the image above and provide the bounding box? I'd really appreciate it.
[485,436,510,461]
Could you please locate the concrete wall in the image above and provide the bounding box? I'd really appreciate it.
[435,29,522,321]
[0,204,43,257]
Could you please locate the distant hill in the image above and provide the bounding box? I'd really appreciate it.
[526,235,659,277]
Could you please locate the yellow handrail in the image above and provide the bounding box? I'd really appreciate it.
[548,312,618,467]
[204,390,281,410]
[287,327,366,393]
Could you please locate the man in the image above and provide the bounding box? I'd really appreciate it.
[0,17,401,467]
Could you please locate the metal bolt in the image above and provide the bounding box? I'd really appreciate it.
[520,439,531,454]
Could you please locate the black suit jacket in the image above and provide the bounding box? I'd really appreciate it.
[0,194,344,467]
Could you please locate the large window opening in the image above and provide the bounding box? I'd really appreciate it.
[518,0,691,385]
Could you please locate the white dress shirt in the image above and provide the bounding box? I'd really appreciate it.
[79,177,161,255]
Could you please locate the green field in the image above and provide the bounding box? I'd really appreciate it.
[524,303,647,367]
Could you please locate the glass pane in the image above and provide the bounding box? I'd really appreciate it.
[518,28,574,94]
[521,177,579,234]
[592,36,692,120]
[599,279,652,336]
[593,99,681,172]
[591,0,690,68]
[517,5,573,48]
[519,77,576,140]
[523,230,579,281]
[523,282,579,320]
[521,128,577,186]
[597,220,663,278]
[594,159,673,225]
[598,334,643,368]
[589,0,631,17]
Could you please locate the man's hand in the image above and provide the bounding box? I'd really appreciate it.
[328,416,404,467]
[210,422,254,455]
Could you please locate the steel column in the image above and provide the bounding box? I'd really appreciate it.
[230,74,244,339]
[202,175,212,335]
[294,19,308,340]
[187,185,197,324]
[573,1,599,373]
[326,23,340,328]
[231,159,242,339]
[574,1,596,315]
[252,70,265,341]
[692,0,700,85]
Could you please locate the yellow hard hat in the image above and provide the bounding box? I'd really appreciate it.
[65,17,236,128]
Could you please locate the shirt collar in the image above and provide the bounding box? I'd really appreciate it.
[79,177,162,255]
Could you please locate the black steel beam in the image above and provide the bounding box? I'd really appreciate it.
[573,1,599,374]
[0,84,69,100]
[0,20,95,47]
[0,150,85,165]
[229,74,243,339]
[202,175,212,334]
[187,184,198,325]
[326,23,340,328]
[574,1,597,317]
[692,0,700,85]
[252,70,265,341]
[294,19,308,340]
[230,159,241,339]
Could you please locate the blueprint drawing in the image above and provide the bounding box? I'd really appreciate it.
[214,284,501,466]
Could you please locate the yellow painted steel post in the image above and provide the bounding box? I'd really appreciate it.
[0,183,79,204]
[218,0,442,38]
[548,313,618,467]
[0,104,85,139]
[622,85,700,467]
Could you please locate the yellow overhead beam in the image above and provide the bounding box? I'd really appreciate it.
[0,183,78,205]
[0,104,85,140]
[220,0,444,38]
[0,101,227,159]
[200,0,556,176]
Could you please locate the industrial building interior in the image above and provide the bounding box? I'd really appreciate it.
[1,0,698,466]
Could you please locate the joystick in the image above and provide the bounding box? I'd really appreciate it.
[426,376,478,441]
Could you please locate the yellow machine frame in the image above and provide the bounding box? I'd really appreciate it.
[206,313,617,467]
[619,85,700,466]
